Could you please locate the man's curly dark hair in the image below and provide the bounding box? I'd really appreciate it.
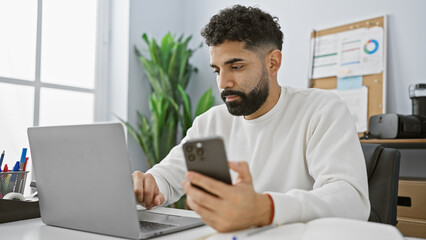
[201,5,283,52]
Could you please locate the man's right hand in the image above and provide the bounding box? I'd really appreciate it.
[132,171,165,210]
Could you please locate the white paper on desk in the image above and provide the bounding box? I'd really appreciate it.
[204,218,404,240]
[302,218,404,240]
[329,86,368,132]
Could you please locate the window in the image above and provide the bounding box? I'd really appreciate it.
[0,0,109,196]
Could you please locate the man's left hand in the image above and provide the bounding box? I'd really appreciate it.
[182,161,272,232]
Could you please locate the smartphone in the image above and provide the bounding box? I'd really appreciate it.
[183,137,232,191]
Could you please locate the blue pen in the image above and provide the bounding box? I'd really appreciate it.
[20,148,27,164]
[19,148,27,170]
[0,150,4,169]
[13,161,20,172]
[8,161,21,192]
[10,161,20,179]
[20,148,27,162]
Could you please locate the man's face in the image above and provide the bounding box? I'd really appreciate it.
[209,41,270,117]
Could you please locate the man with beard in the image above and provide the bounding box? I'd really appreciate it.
[132,5,370,232]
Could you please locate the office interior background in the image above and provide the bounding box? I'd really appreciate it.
[0,0,425,191]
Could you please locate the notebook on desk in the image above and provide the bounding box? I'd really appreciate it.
[27,122,204,239]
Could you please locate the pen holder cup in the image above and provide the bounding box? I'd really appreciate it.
[0,171,28,199]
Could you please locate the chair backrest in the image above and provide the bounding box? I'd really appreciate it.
[361,143,401,225]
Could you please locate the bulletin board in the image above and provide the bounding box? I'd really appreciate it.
[308,16,386,133]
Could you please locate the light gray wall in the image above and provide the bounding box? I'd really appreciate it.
[109,0,129,122]
[124,0,426,176]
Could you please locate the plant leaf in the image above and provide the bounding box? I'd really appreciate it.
[160,33,174,70]
[142,33,150,46]
[138,112,157,167]
[133,32,213,174]
[195,88,214,117]
[177,85,192,133]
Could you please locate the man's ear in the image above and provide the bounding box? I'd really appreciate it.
[266,49,282,75]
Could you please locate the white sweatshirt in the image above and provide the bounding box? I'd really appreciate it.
[147,86,370,225]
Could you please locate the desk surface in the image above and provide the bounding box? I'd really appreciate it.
[0,208,411,240]
[360,139,426,149]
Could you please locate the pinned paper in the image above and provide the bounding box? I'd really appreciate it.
[329,86,368,132]
[337,27,383,77]
[337,76,363,90]
[310,27,384,78]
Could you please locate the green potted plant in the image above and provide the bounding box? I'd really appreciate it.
[121,33,214,208]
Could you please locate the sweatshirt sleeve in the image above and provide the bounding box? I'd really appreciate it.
[145,141,187,206]
[267,96,370,225]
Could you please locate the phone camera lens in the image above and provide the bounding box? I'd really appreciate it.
[186,146,193,152]
[188,155,195,161]
[196,149,204,156]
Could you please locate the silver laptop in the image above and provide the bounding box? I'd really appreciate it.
[27,122,204,239]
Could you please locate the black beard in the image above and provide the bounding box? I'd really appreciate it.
[221,69,269,116]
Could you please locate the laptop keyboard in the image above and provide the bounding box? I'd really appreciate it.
[139,220,177,231]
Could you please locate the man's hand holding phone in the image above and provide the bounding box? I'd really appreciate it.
[182,161,272,232]
[182,137,272,232]
[132,171,165,210]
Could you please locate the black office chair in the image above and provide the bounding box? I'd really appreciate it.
[361,143,401,225]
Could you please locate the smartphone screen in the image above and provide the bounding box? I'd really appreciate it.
[183,137,232,188]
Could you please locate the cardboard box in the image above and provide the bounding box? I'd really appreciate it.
[397,179,426,220]
[397,217,426,239]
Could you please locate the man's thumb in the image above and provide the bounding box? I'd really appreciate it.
[229,161,252,183]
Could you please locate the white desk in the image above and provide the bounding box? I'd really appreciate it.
[1,218,216,240]
[1,207,418,240]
